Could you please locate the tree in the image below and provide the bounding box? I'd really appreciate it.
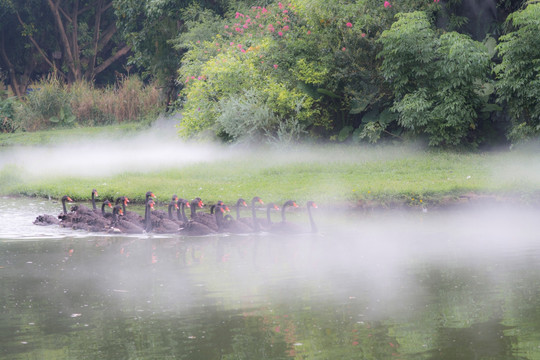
[495,2,540,143]
[379,11,491,147]
[0,0,130,94]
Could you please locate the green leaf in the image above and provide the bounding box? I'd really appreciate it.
[338,126,354,141]
[49,116,60,123]
[349,98,370,114]
[317,88,340,99]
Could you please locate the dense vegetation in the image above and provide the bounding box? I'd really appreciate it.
[0,0,538,148]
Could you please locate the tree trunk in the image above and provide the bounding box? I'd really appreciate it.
[47,0,80,81]
[0,33,23,97]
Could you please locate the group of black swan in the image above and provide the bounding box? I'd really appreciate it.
[34,189,318,235]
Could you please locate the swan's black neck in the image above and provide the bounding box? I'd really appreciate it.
[190,200,198,219]
[62,197,69,214]
[101,202,109,216]
[215,205,224,232]
[307,205,317,233]
[168,201,174,220]
[267,204,274,224]
[91,191,97,210]
[145,202,152,232]
[180,202,188,222]
[251,199,259,231]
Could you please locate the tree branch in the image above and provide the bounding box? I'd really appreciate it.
[92,45,131,77]
[14,10,67,81]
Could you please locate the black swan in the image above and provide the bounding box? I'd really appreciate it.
[109,204,146,234]
[116,196,144,224]
[190,197,220,231]
[71,200,113,232]
[237,196,264,231]
[33,195,72,225]
[270,200,318,234]
[178,199,215,236]
[144,191,156,222]
[151,200,182,233]
[256,202,280,231]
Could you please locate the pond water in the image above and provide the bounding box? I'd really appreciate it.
[1,196,540,359]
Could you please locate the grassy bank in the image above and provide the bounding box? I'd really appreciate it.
[1,125,539,209]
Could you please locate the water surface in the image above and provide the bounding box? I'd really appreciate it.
[1,197,540,359]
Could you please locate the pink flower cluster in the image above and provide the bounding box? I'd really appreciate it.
[384,1,392,8]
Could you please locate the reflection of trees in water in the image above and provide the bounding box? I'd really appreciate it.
[4,234,540,359]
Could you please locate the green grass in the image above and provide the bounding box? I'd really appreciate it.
[0,123,149,146]
[1,134,539,209]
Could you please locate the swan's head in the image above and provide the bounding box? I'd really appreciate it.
[268,203,279,210]
[307,201,318,208]
[62,195,73,202]
[237,198,247,207]
[147,199,155,210]
[103,200,112,208]
[92,189,98,197]
[146,191,156,198]
[284,200,298,208]
[172,194,178,201]
[252,196,264,205]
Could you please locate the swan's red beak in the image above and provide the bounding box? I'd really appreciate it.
[185,202,191,208]
[312,203,318,208]
[259,199,264,204]
[273,205,279,210]
[175,203,179,209]
[198,201,204,208]
[67,197,73,202]
[108,203,112,208]
[242,201,247,207]
[119,209,124,215]
[124,198,130,205]
[293,202,299,208]
[219,207,225,213]
[225,206,230,212]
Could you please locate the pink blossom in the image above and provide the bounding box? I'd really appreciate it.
[273,64,278,69]
[262,7,268,13]
[307,30,311,35]
[224,25,229,29]
[384,1,391,7]
[342,47,346,51]
[278,31,283,36]
[191,76,195,79]
[283,10,288,13]
[282,25,289,31]
[361,33,366,37]
[196,40,200,44]
[243,24,248,29]
[346,22,353,28]
[278,2,283,9]
[197,76,202,80]
[230,42,234,46]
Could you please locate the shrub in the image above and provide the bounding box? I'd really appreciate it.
[0,96,20,133]
[15,75,161,130]
[15,75,72,130]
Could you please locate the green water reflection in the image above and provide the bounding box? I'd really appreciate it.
[1,226,540,359]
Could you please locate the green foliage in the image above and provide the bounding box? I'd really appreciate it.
[379,11,491,147]
[495,3,540,143]
[0,96,20,133]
